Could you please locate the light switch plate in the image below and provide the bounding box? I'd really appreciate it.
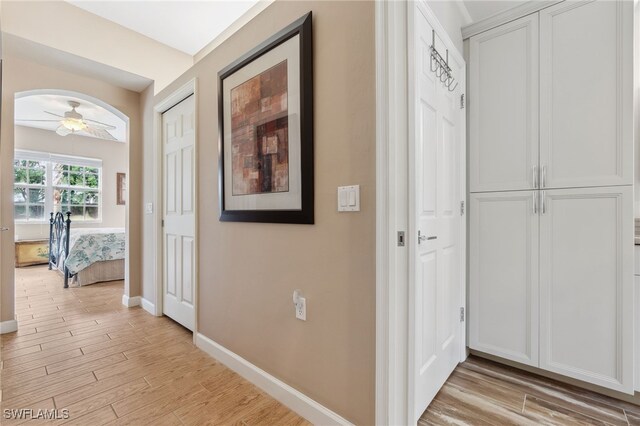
[337,185,360,212]
[145,203,153,214]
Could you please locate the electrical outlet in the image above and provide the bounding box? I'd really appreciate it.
[296,297,306,321]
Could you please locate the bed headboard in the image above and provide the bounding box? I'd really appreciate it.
[49,211,71,288]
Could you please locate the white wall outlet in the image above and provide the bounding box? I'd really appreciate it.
[293,289,306,321]
[296,297,306,321]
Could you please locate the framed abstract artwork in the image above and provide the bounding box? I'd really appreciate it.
[218,12,313,224]
[116,172,126,206]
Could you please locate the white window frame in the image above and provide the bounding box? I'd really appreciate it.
[14,150,103,224]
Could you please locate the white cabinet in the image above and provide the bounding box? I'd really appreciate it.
[469,14,538,193]
[469,191,538,366]
[538,186,633,393]
[539,1,633,189]
[467,0,635,394]
[636,274,640,392]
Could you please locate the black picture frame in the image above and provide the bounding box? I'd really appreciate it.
[218,12,314,224]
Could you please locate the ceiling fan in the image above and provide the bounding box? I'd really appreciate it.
[16,100,118,140]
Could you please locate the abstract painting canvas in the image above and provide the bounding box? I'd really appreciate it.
[230,61,290,196]
[219,12,313,224]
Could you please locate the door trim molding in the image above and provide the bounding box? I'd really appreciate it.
[195,333,354,426]
[461,0,562,39]
[153,78,198,339]
[375,0,409,424]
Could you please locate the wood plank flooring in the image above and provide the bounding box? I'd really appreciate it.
[420,356,640,426]
[1,266,309,425]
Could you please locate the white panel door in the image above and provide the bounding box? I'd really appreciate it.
[469,14,538,193]
[539,0,633,189]
[539,186,633,393]
[469,191,539,366]
[411,4,465,421]
[163,95,196,331]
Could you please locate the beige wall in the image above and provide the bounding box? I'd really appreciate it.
[13,126,127,240]
[0,0,191,93]
[150,1,375,423]
[0,56,143,322]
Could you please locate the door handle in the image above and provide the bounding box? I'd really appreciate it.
[418,231,436,243]
[0,227,9,232]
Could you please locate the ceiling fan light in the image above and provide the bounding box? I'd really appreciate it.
[62,118,87,132]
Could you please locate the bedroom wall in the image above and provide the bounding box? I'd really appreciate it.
[150,1,375,423]
[13,126,127,241]
[0,55,143,323]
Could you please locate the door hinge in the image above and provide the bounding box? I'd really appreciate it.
[397,231,405,247]
[460,307,465,322]
[460,201,465,216]
[161,219,165,227]
[460,94,465,109]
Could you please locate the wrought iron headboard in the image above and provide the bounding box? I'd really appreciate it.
[49,211,71,288]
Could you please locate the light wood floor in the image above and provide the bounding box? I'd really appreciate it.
[1,265,309,425]
[420,356,640,426]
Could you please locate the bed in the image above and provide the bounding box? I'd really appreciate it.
[48,212,125,288]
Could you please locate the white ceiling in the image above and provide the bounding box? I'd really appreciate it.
[15,94,127,142]
[66,0,261,55]
[462,1,528,23]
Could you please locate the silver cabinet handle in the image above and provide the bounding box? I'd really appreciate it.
[541,191,546,214]
[533,192,538,214]
[541,165,547,188]
[533,165,538,189]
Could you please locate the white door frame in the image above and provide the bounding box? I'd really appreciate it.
[153,78,198,339]
[375,2,467,424]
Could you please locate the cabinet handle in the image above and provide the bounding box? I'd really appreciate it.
[541,165,547,188]
[541,191,546,214]
[533,192,538,214]
[533,165,538,189]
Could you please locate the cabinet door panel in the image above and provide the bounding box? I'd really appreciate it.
[469,14,538,193]
[469,191,539,365]
[539,0,633,188]
[539,186,633,393]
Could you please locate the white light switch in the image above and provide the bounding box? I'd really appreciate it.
[337,185,360,212]
[145,203,153,214]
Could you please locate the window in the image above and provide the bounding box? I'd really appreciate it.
[14,151,102,223]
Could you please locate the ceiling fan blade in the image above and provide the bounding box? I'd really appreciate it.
[15,119,62,122]
[83,126,117,141]
[44,111,65,118]
[56,125,72,136]
[83,118,116,129]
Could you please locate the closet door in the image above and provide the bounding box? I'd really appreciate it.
[469,191,539,366]
[539,186,633,393]
[469,14,538,193]
[539,0,633,189]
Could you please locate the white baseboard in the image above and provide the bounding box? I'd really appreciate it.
[0,319,18,334]
[195,333,353,426]
[141,298,157,315]
[121,294,141,308]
